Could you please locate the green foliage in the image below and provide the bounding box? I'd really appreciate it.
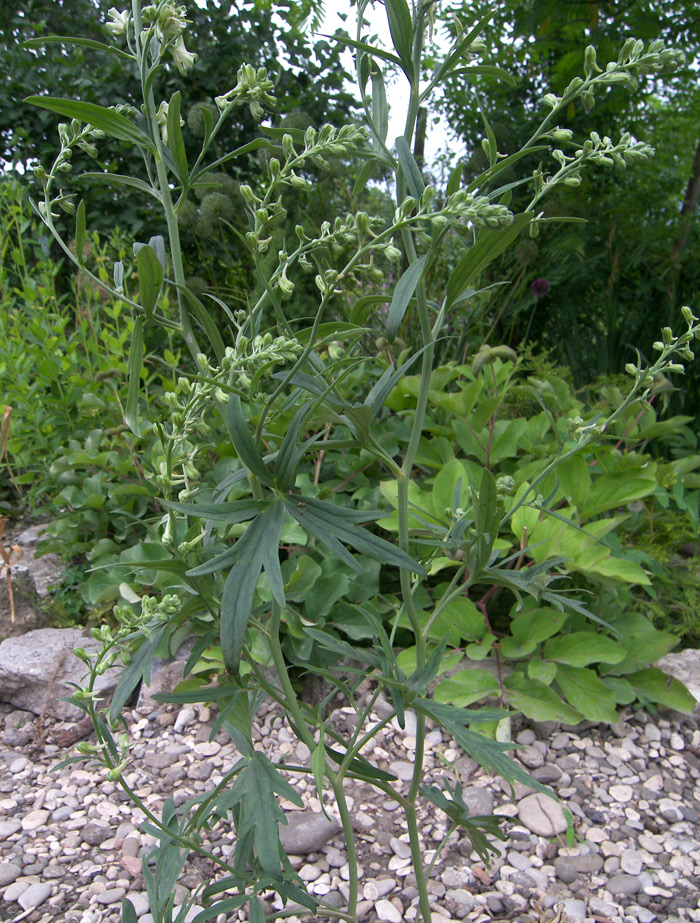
[25,4,698,923]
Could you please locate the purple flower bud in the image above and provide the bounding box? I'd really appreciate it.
[531,277,551,299]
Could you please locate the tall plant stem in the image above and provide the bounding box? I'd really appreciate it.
[267,601,359,918]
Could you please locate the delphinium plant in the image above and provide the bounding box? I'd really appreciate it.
[26,2,694,922]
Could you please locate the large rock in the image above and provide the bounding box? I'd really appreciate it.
[0,627,119,718]
[656,649,700,710]
[0,524,64,639]
[278,810,341,855]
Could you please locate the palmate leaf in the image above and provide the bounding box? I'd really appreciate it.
[414,699,553,798]
[227,751,303,877]
[216,503,285,674]
[285,495,426,576]
[420,781,508,865]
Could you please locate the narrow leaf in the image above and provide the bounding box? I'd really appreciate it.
[24,96,155,151]
[371,63,389,149]
[82,172,162,201]
[221,395,274,485]
[384,0,414,71]
[125,316,144,436]
[166,91,189,183]
[74,201,86,265]
[109,626,166,723]
[121,898,139,923]
[396,136,425,198]
[137,244,163,320]
[386,254,428,342]
[23,35,134,61]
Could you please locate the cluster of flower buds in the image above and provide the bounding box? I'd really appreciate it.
[34,119,105,218]
[216,64,276,121]
[546,130,655,189]
[542,37,685,114]
[107,2,196,74]
[440,189,514,230]
[625,307,700,386]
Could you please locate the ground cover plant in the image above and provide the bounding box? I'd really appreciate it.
[23,1,698,922]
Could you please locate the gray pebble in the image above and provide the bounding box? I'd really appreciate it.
[18,882,52,911]
[388,760,414,782]
[97,887,126,904]
[460,786,494,816]
[0,819,21,839]
[0,861,21,887]
[278,810,341,855]
[563,899,587,920]
[606,873,642,896]
[554,859,579,884]
[621,849,643,875]
[81,823,113,846]
[389,837,411,859]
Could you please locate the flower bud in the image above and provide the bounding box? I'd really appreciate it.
[625,363,638,376]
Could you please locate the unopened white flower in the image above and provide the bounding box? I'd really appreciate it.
[106,7,129,36]
[170,35,197,75]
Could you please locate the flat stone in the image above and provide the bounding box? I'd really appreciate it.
[569,853,604,873]
[4,879,33,902]
[96,887,126,904]
[0,861,22,887]
[621,849,643,875]
[554,859,579,884]
[18,882,52,910]
[21,809,49,831]
[81,823,113,846]
[517,793,568,836]
[375,898,402,922]
[460,786,494,816]
[562,899,587,920]
[609,784,634,803]
[144,750,177,770]
[519,745,545,768]
[589,897,617,917]
[123,893,150,917]
[388,760,414,781]
[278,810,341,855]
[0,819,21,838]
[606,873,642,896]
[389,837,411,859]
[532,764,563,784]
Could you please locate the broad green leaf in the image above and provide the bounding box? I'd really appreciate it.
[396,136,425,199]
[396,646,462,677]
[465,633,495,661]
[432,458,470,523]
[606,611,678,675]
[505,673,582,723]
[386,254,428,343]
[137,245,163,319]
[557,454,591,509]
[384,0,414,71]
[527,658,557,685]
[435,668,500,706]
[626,668,696,713]
[499,636,537,658]
[510,605,569,645]
[166,91,189,183]
[543,632,626,667]
[555,665,618,723]
[430,596,485,644]
[601,675,636,705]
[581,471,657,519]
[125,316,144,436]
[219,503,284,673]
[24,96,155,151]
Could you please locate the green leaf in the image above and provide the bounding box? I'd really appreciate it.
[82,172,162,201]
[473,467,499,572]
[162,498,267,523]
[218,503,284,673]
[606,611,678,675]
[325,33,402,69]
[175,284,225,362]
[446,214,531,309]
[601,675,636,705]
[74,200,86,266]
[527,658,557,685]
[125,316,144,436]
[505,673,582,723]
[23,34,134,61]
[121,899,139,923]
[221,395,274,485]
[166,91,189,183]
[543,632,626,667]
[510,605,569,645]
[286,496,426,576]
[384,0,414,72]
[555,665,618,723]
[275,402,315,491]
[420,781,507,865]
[371,63,389,149]
[626,668,696,713]
[137,245,163,320]
[396,136,425,199]
[581,471,657,519]
[435,669,500,707]
[109,626,167,724]
[386,254,428,343]
[24,96,155,152]
[415,698,552,797]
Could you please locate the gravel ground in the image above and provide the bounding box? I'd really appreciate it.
[0,692,699,923]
